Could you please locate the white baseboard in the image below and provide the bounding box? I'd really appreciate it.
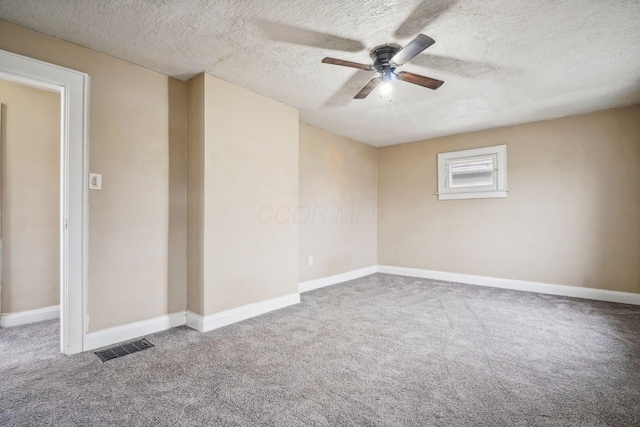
[0,305,60,327]
[378,265,640,305]
[186,310,204,331]
[84,292,301,351]
[84,311,187,351]
[186,293,300,333]
[298,266,378,293]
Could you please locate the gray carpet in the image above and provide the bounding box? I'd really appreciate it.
[1,273,640,426]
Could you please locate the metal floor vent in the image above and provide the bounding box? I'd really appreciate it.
[95,338,154,362]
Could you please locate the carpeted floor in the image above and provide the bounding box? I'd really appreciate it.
[1,273,640,426]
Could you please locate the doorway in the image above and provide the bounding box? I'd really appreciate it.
[0,78,61,336]
[0,49,88,355]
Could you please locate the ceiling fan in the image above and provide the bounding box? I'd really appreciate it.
[322,34,444,99]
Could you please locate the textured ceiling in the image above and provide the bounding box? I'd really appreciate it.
[1,0,639,146]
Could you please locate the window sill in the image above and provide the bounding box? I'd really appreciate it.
[437,190,508,200]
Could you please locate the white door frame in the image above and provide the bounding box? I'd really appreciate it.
[0,49,89,355]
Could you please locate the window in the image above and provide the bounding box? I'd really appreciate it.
[437,144,507,200]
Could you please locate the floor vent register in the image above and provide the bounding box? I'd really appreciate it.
[95,338,154,362]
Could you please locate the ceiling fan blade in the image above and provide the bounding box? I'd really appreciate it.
[389,34,435,67]
[323,71,378,108]
[396,71,444,90]
[411,53,520,78]
[354,78,382,99]
[322,57,374,71]
[257,20,365,52]
[395,1,458,38]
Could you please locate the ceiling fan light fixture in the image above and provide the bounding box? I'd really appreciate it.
[380,81,392,96]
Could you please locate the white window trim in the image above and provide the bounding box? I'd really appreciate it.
[437,144,507,200]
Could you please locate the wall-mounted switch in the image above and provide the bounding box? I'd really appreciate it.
[308,256,313,266]
[89,173,102,190]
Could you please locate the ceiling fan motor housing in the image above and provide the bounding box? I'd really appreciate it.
[369,43,402,74]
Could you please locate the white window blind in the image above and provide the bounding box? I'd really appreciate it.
[449,156,495,188]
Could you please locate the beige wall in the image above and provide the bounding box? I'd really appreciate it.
[186,74,204,315]
[378,106,640,294]
[298,124,377,282]
[201,73,299,315]
[167,78,188,314]
[0,20,188,330]
[0,79,60,313]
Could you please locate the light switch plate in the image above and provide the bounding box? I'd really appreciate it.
[89,173,102,190]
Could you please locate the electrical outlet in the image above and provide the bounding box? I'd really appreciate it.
[308,256,313,266]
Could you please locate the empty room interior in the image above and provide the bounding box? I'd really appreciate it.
[0,1,639,425]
